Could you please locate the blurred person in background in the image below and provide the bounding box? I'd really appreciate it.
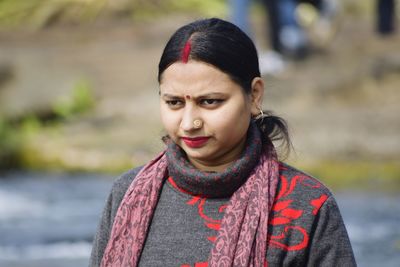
[90,18,356,266]
[229,0,338,75]
[376,0,396,35]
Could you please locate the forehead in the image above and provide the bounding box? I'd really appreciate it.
[159,61,242,95]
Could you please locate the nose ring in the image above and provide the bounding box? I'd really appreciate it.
[193,119,203,129]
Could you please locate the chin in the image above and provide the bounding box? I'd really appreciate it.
[181,146,210,158]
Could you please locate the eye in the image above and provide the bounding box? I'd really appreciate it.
[165,99,184,109]
[199,99,224,107]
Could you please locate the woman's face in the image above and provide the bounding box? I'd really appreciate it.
[159,61,263,171]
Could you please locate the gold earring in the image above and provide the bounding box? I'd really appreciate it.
[193,119,203,129]
[254,108,264,121]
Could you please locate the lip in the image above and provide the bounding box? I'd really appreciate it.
[181,136,210,148]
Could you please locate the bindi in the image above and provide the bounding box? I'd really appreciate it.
[185,95,191,100]
[181,40,191,63]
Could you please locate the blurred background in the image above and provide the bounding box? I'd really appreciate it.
[0,0,399,266]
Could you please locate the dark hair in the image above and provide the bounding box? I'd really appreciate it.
[158,18,291,157]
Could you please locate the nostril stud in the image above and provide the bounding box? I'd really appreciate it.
[193,119,203,129]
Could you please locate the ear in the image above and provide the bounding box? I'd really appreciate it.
[249,77,264,116]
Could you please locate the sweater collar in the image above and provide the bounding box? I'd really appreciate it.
[165,122,262,198]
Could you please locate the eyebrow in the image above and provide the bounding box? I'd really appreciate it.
[160,93,183,99]
[161,93,227,99]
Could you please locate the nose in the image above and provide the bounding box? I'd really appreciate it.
[180,105,200,132]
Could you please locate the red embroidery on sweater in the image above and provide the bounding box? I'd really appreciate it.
[207,236,216,242]
[270,217,291,225]
[311,194,328,215]
[269,226,309,251]
[275,174,322,201]
[300,176,322,188]
[169,177,214,198]
[283,175,305,198]
[169,181,225,244]
[181,261,208,267]
[205,222,220,230]
[192,198,222,242]
[278,163,289,171]
[269,203,303,226]
[275,175,288,199]
[173,169,325,261]
[186,196,201,205]
[272,199,293,211]
[168,176,191,195]
[191,198,221,223]
[268,173,325,251]
[168,177,223,243]
[218,205,227,212]
[280,208,303,219]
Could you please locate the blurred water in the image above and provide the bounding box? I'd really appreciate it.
[337,192,400,267]
[0,172,111,267]
[0,172,399,267]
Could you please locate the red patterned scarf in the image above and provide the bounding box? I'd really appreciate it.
[101,141,279,267]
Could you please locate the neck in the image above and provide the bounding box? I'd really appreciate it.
[188,160,233,173]
[165,122,263,197]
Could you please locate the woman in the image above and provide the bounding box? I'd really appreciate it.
[90,18,356,266]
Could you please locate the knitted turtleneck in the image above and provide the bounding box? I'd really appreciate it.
[165,122,262,198]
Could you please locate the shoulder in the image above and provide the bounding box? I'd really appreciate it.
[277,162,334,202]
[111,166,143,195]
[89,166,144,266]
[269,162,336,246]
[272,162,336,225]
[270,163,333,226]
[267,163,356,265]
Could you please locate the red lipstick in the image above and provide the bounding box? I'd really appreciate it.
[181,136,210,148]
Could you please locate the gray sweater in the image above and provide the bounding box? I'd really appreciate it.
[89,163,356,266]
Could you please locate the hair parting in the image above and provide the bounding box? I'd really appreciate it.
[181,40,192,63]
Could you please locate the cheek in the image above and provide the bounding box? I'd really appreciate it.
[208,101,251,134]
[160,106,179,135]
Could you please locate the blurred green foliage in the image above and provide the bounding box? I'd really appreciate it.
[53,79,95,120]
[0,116,21,169]
[0,0,107,28]
[0,79,95,170]
[342,0,375,18]
[0,115,42,169]
[302,161,400,192]
[0,0,226,29]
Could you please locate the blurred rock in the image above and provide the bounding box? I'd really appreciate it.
[0,62,13,88]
